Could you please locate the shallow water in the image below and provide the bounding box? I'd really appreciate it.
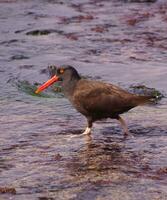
[0,0,167,199]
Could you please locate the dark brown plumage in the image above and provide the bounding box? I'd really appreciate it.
[37,65,153,136]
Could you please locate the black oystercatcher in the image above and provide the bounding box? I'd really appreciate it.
[35,65,153,136]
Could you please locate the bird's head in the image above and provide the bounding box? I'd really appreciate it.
[56,65,80,82]
[35,65,80,94]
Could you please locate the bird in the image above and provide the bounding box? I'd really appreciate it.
[35,65,154,136]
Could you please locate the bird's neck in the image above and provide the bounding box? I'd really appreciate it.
[62,77,80,97]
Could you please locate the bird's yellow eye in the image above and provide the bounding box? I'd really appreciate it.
[59,68,64,74]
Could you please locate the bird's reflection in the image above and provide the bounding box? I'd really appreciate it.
[66,132,129,176]
[84,133,93,145]
[66,126,155,183]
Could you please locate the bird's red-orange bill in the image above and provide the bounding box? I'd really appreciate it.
[35,75,59,94]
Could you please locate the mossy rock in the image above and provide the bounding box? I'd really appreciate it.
[17,80,51,98]
[129,84,164,102]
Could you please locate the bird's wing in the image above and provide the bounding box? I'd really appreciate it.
[72,80,136,116]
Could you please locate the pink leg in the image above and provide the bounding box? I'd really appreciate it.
[117,116,130,136]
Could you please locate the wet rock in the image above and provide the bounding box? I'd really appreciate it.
[126,18,138,26]
[46,0,64,4]
[0,69,5,72]
[0,0,17,2]
[15,29,28,34]
[64,33,79,41]
[59,15,94,24]
[10,55,29,60]
[86,49,102,56]
[26,29,63,36]
[0,159,14,172]
[124,0,157,2]
[0,39,18,45]
[125,12,153,26]
[156,167,167,174]
[19,65,34,69]
[0,187,16,194]
[70,3,84,12]
[26,29,52,36]
[91,24,109,33]
[53,153,62,161]
[27,28,78,40]
[38,197,54,200]
[143,33,167,49]
[40,68,49,75]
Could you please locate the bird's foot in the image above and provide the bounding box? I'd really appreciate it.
[82,127,91,135]
[69,134,82,139]
[117,116,134,139]
[123,131,134,139]
[68,127,91,139]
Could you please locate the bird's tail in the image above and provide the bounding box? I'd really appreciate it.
[133,95,157,106]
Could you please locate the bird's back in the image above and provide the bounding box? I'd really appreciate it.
[71,79,151,119]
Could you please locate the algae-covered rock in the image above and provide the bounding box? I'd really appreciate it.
[129,84,164,102]
[17,80,51,97]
